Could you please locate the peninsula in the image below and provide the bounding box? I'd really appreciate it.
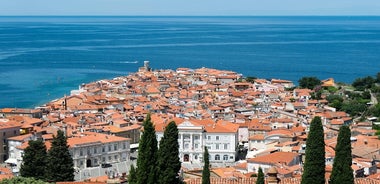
[0,61,379,183]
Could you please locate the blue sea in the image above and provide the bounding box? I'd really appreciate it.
[0,16,380,108]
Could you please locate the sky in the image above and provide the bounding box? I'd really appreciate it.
[0,0,380,16]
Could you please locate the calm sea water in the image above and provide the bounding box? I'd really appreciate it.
[0,16,380,108]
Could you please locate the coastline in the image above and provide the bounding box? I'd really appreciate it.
[1,16,380,108]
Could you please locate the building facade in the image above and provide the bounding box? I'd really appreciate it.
[0,119,21,163]
[67,132,131,169]
[156,120,239,164]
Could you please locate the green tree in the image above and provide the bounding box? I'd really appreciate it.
[136,114,158,184]
[327,86,338,94]
[157,121,181,184]
[327,94,344,110]
[256,167,264,184]
[301,116,325,184]
[298,77,321,90]
[352,76,375,91]
[311,91,322,100]
[20,139,47,180]
[372,103,380,117]
[341,100,368,116]
[245,76,257,83]
[0,177,48,184]
[45,130,74,182]
[202,146,210,184]
[376,72,380,83]
[128,164,137,184]
[330,126,354,184]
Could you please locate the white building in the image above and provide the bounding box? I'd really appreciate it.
[6,132,131,173]
[67,132,131,169]
[6,134,37,173]
[156,119,239,164]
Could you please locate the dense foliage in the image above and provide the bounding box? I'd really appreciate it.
[128,164,137,184]
[330,126,354,184]
[256,167,264,184]
[245,76,257,83]
[157,121,182,184]
[45,130,74,182]
[202,146,210,184]
[136,114,158,184]
[326,89,371,117]
[20,139,47,180]
[352,76,376,91]
[0,177,48,184]
[311,90,322,100]
[298,76,321,90]
[301,116,325,184]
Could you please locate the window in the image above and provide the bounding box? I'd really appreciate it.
[102,146,105,152]
[87,149,91,155]
[224,144,228,150]
[80,149,83,156]
[216,136,219,140]
[216,144,219,150]
[114,155,118,160]
[207,136,211,140]
[194,135,199,140]
[94,159,98,164]
[223,155,228,160]
[80,161,83,166]
[102,157,105,162]
[108,156,112,161]
[123,143,126,149]
[194,144,199,149]
[215,154,220,161]
[230,156,234,159]
[3,132,5,136]
[114,144,118,151]
[194,154,198,160]
[94,148,97,154]
[108,145,112,151]
[13,130,17,135]
[184,143,189,149]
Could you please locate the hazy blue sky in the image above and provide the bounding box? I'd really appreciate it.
[1,0,380,16]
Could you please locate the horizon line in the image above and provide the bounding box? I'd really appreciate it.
[1,15,380,17]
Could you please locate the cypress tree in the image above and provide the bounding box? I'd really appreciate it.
[256,167,264,184]
[20,139,47,180]
[128,164,137,184]
[45,130,74,182]
[330,125,354,184]
[202,146,210,184]
[157,121,181,184]
[301,116,325,184]
[136,114,158,184]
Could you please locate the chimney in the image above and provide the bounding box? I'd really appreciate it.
[266,167,280,184]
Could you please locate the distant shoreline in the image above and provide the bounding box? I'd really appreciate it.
[1,15,380,18]
[1,16,379,108]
